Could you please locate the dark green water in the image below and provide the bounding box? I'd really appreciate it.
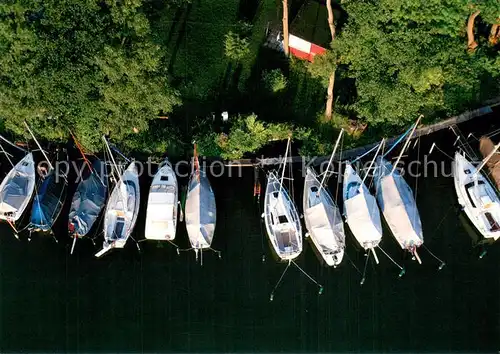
[0,112,499,352]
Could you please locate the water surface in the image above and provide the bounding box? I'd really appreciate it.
[0,112,499,352]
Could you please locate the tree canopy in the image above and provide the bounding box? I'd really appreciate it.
[0,0,498,157]
[0,0,179,150]
[310,0,500,126]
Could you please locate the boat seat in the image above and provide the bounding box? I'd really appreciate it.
[485,212,500,232]
[276,229,292,252]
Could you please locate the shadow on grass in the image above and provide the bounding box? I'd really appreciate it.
[167,3,193,73]
[244,46,326,127]
[238,0,262,22]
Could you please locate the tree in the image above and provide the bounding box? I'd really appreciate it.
[325,0,336,121]
[327,0,500,126]
[282,0,289,56]
[197,114,310,159]
[0,0,180,150]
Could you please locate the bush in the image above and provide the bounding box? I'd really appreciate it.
[213,114,311,159]
[224,31,251,61]
[262,69,288,93]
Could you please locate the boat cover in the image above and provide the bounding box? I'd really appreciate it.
[303,168,344,253]
[343,163,382,248]
[185,170,216,249]
[374,157,423,248]
[30,170,67,231]
[68,159,108,237]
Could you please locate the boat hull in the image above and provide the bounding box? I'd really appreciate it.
[97,162,140,256]
[145,160,178,241]
[0,153,36,222]
[263,172,302,261]
[185,170,216,249]
[303,167,344,266]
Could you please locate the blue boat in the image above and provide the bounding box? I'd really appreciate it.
[29,169,68,233]
[68,159,108,251]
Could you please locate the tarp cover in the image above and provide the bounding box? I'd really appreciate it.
[480,137,500,190]
[31,170,67,231]
[185,170,216,249]
[0,153,35,221]
[343,163,382,248]
[303,168,344,253]
[69,159,108,237]
[374,157,423,249]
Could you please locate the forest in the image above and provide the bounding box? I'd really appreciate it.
[0,0,499,158]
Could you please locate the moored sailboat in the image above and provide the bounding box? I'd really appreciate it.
[184,144,217,262]
[264,137,302,261]
[68,158,108,253]
[95,138,140,257]
[342,140,384,263]
[303,130,345,267]
[25,122,68,235]
[0,150,36,227]
[374,118,424,262]
[453,142,500,241]
[263,137,322,300]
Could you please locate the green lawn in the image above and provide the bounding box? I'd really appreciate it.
[151,0,279,100]
[150,1,238,99]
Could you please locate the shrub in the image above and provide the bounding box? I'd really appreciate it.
[262,69,288,93]
[224,31,250,61]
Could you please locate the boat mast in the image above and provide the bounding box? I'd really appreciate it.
[390,115,422,175]
[318,129,344,195]
[24,121,54,171]
[361,138,385,186]
[70,131,92,169]
[475,142,500,175]
[0,134,27,153]
[102,136,121,181]
[278,136,291,196]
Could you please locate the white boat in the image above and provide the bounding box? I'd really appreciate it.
[185,146,216,260]
[95,162,140,257]
[343,162,383,255]
[0,153,36,222]
[373,117,425,262]
[145,159,178,241]
[453,151,500,240]
[303,167,344,266]
[374,156,423,258]
[263,137,302,262]
[264,171,302,261]
[264,138,325,300]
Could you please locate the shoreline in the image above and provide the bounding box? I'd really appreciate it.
[223,98,500,167]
